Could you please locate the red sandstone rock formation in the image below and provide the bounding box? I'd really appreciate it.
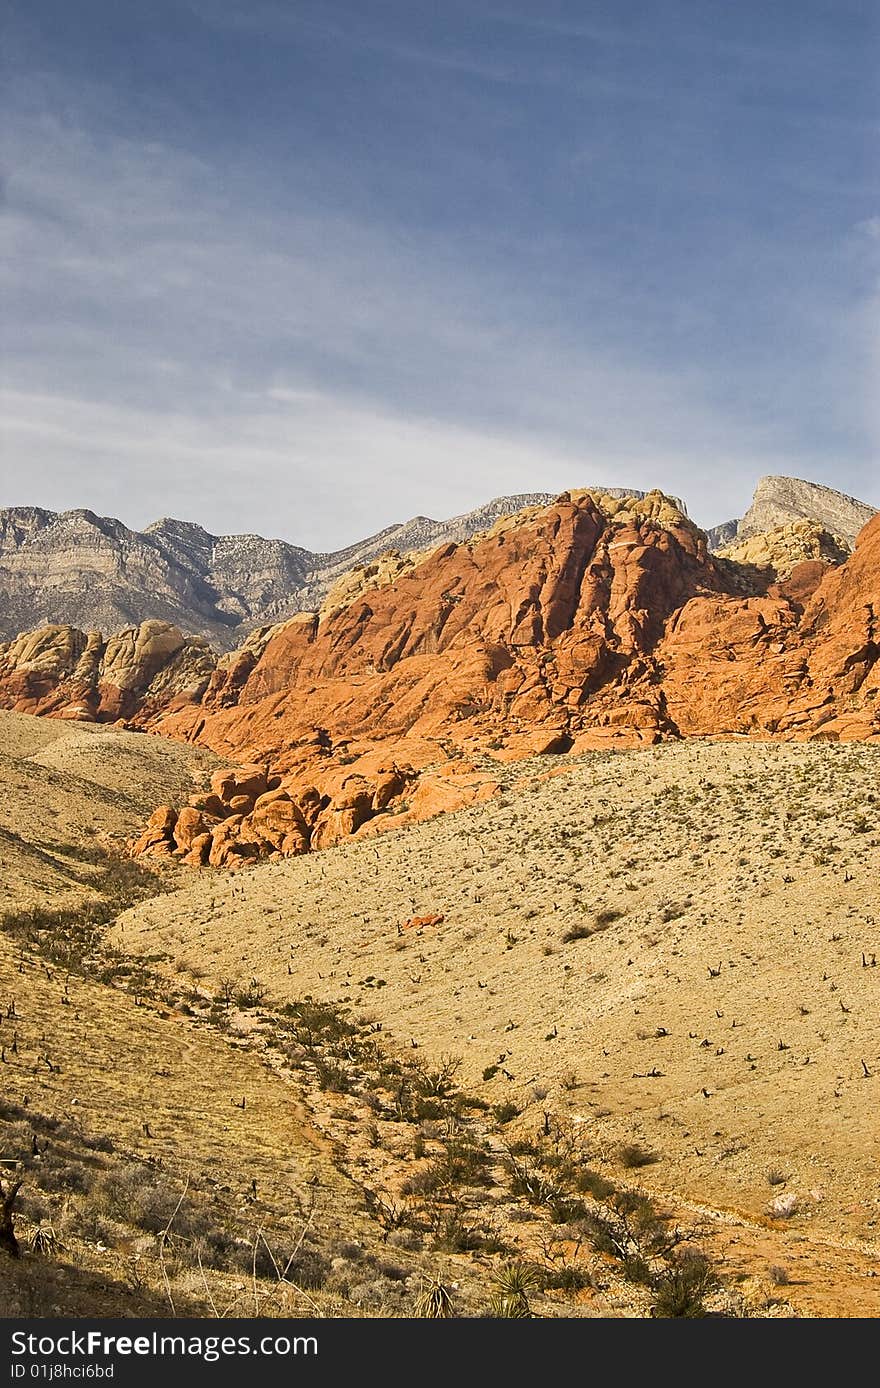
[0,620,214,722]
[2,490,878,867]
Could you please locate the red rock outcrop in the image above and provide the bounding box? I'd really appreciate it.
[131,755,421,868]
[0,620,214,722]
[148,490,730,763]
[640,512,880,743]
[2,490,878,868]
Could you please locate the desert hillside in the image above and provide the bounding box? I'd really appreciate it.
[5,712,879,1315]
[110,735,880,1316]
[0,711,225,915]
[1,714,567,1318]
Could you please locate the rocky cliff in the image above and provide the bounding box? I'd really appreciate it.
[737,476,876,543]
[706,475,876,552]
[0,491,649,647]
[717,520,851,579]
[0,620,215,723]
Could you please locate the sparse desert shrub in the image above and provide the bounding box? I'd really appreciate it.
[427,1204,486,1253]
[493,1102,520,1125]
[442,1138,493,1187]
[618,1142,659,1170]
[506,1137,539,1159]
[622,1253,653,1285]
[561,922,593,943]
[507,1160,560,1207]
[364,1191,409,1240]
[580,1189,681,1268]
[256,1237,330,1289]
[401,1164,447,1198]
[328,1239,364,1263]
[651,1251,717,1318]
[68,1208,129,1248]
[546,1193,591,1225]
[768,1264,790,1287]
[347,1273,410,1312]
[413,1055,462,1100]
[543,1263,593,1292]
[506,1206,539,1223]
[574,1169,616,1200]
[313,1058,351,1093]
[234,978,268,1009]
[283,997,358,1046]
[766,1167,787,1186]
[35,1160,95,1197]
[94,1167,161,1225]
[387,1227,423,1251]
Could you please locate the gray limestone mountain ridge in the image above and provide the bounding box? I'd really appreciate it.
[705,475,876,551]
[0,475,875,649]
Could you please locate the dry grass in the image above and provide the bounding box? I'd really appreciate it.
[0,710,223,918]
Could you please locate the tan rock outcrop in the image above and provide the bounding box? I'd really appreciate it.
[719,520,850,579]
[0,621,214,720]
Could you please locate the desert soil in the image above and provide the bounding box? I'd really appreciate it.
[113,735,880,1314]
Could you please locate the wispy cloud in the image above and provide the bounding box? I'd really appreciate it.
[1,17,877,541]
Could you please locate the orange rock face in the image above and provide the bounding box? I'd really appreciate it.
[2,491,878,867]
[651,513,880,742]
[149,492,731,761]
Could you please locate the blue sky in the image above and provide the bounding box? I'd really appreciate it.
[1,0,878,546]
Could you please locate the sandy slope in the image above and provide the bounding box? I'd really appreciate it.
[0,710,222,913]
[114,739,880,1269]
[0,710,609,1318]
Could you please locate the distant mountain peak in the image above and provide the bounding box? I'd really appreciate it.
[706,475,876,552]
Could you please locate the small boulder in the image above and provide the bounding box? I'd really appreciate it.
[372,769,406,811]
[173,805,207,853]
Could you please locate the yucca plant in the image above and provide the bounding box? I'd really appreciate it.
[28,1223,61,1257]
[489,1262,539,1318]
[414,1275,455,1318]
